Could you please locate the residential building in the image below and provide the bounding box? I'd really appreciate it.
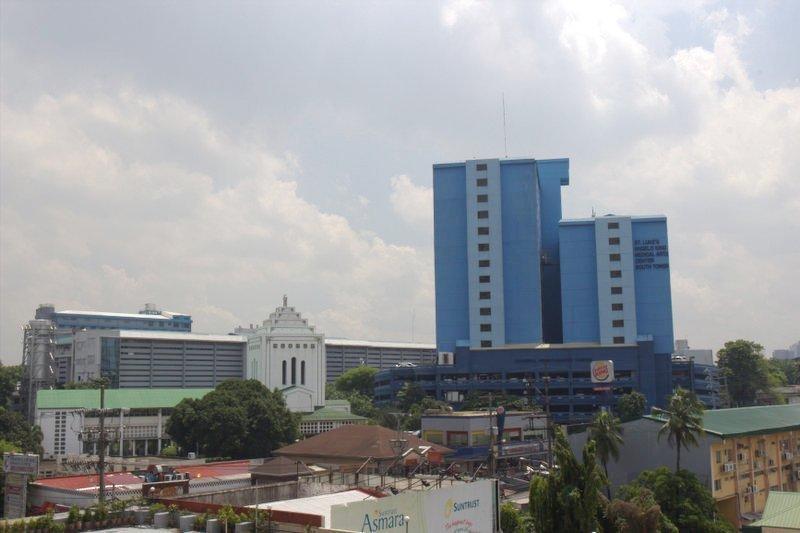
[324,338,436,382]
[241,297,325,412]
[71,329,245,388]
[299,406,368,436]
[35,388,212,459]
[568,404,800,529]
[675,339,715,366]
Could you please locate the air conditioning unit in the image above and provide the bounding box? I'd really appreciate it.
[723,463,735,473]
[795,471,800,481]
[782,451,794,460]
[737,453,746,461]
[755,450,764,457]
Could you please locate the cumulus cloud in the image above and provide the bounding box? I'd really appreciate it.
[389,174,433,227]
[0,90,434,357]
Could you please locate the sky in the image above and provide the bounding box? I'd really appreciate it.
[1,0,798,364]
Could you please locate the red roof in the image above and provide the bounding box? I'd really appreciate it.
[34,471,143,490]
[176,460,251,479]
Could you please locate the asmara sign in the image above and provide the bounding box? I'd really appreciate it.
[331,479,497,533]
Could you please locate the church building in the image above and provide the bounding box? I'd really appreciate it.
[243,297,325,412]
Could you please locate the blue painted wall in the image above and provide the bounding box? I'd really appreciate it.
[434,164,470,353]
[560,223,600,343]
[631,219,674,355]
[500,160,542,344]
[537,159,569,343]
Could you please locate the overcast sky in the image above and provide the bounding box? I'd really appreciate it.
[1,0,798,364]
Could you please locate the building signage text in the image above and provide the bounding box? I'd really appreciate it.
[634,239,669,271]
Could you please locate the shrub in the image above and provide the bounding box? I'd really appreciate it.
[148,502,166,517]
[160,444,178,457]
[66,505,81,524]
[81,508,94,524]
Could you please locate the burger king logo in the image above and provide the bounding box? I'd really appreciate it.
[591,360,613,383]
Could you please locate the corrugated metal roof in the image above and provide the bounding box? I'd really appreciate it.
[325,338,436,350]
[644,404,800,437]
[116,330,245,342]
[36,388,212,410]
[301,407,367,422]
[749,491,800,528]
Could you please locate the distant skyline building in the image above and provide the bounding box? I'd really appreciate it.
[323,338,436,383]
[674,338,715,366]
[772,341,800,360]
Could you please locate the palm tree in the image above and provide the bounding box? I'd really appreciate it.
[589,409,623,498]
[656,387,705,472]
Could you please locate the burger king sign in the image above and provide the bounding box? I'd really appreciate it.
[590,360,615,383]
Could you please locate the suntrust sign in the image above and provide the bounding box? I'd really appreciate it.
[331,480,498,533]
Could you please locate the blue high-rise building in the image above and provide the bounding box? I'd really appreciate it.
[433,158,569,353]
[560,215,674,356]
[376,155,699,417]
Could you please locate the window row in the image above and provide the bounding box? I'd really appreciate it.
[273,343,316,349]
[281,358,306,386]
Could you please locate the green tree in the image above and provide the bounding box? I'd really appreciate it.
[333,366,378,398]
[769,358,800,385]
[656,387,705,472]
[402,397,450,431]
[459,390,532,411]
[618,468,734,533]
[166,380,297,458]
[0,364,22,408]
[0,407,43,455]
[589,410,623,498]
[617,391,646,422]
[717,340,771,406]
[396,381,426,411]
[529,426,604,533]
[61,381,101,390]
[500,502,525,533]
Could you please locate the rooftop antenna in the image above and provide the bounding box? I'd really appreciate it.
[502,93,508,158]
[591,206,596,218]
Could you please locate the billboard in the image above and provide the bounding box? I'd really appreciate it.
[590,360,615,384]
[331,479,497,533]
[3,453,39,475]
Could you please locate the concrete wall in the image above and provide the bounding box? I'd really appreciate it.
[568,417,716,495]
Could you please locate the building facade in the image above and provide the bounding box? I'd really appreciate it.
[674,339,714,366]
[35,388,212,459]
[324,339,436,383]
[72,330,245,388]
[242,297,325,412]
[298,406,368,436]
[433,158,570,353]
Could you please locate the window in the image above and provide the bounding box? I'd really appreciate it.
[609,253,621,262]
[611,303,623,311]
[612,319,625,328]
[310,344,315,349]
[608,222,619,229]
[479,291,491,300]
[301,361,306,385]
[478,243,490,252]
[477,194,488,203]
[480,307,491,316]
[273,343,277,348]
[304,343,308,348]
[476,163,487,171]
[291,357,297,385]
[714,479,722,491]
[476,178,488,187]
[479,259,490,267]
[611,286,623,295]
[282,361,287,385]
[610,270,622,278]
[281,343,285,348]
[609,237,621,245]
[480,340,492,347]
[477,210,489,219]
[479,275,490,283]
[288,344,293,348]
[480,324,492,332]
[613,336,625,344]
[478,227,489,235]
[716,451,722,464]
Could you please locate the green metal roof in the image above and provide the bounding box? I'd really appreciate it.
[644,404,800,438]
[749,491,800,529]
[36,388,213,410]
[301,407,367,422]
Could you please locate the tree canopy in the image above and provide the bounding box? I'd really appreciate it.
[616,391,646,422]
[166,380,298,458]
[590,410,623,498]
[717,339,771,406]
[333,366,378,398]
[0,364,22,408]
[617,468,734,533]
[0,407,43,455]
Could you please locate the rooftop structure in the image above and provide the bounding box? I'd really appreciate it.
[299,407,368,437]
[249,489,377,529]
[324,338,436,382]
[646,403,800,438]
[747,491,800,530]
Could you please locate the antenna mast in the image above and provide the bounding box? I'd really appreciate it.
[502,93,508,158]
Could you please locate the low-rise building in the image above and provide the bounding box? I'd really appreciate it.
[35,388,212,459]
[569,404,800,529]
[420,410,545,449]
[299,406,368,436]
[745,491,800,532]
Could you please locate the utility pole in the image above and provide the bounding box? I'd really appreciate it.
[543,376,552,468]
[98,379,107,504]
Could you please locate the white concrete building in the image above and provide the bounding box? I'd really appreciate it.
[675,338,715,366]
[243,297,325,413]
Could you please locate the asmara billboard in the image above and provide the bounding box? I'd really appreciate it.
[330,479,498,533]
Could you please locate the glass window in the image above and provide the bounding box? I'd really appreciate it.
[478,243,490,252]
[476,163,487,171]
[612,319,624,328]
[479,291,491,299]
[609,237,621,245]
[476,178,488,187]
[480,324,492,332]
[477,210,489,219]
[479,259,490,267]
[609,253,621,261]
[478,227,489,235]
[291,357,297,385]
[480,340,492,347]
[282,361,287,385]
[611,286,622,294]
[480,307,491,316]
[301,361,306,385]
[610,270,622,278]
[611,303,623,311]
[479,275,490,283]
[608,222,619,229]
[613,336,625,344]
[477,194,488,203]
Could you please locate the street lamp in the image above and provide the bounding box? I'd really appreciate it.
[404,515,411,533]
